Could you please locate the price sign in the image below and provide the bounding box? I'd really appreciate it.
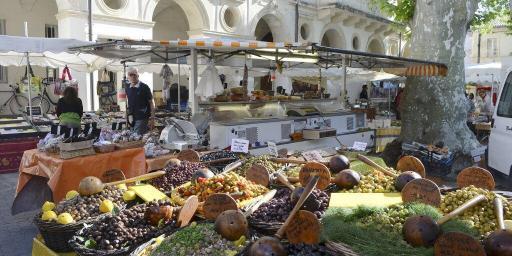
[457,167,495,190]
[302,150,323,162]
[352,141,367,151]
[267,141,278,157]
[299,162,331,190]
[231,139,249,153]
[178,196,199,227]
[203,193,238,220]
[401,178,442,207]
[286,210,321,244]
[246,164,270,187]
[434,232,485,256]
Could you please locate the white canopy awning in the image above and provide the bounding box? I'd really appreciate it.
[465,62,502,84]
[0,35,111,72]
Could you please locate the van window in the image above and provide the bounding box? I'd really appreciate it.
[497,73,512,118]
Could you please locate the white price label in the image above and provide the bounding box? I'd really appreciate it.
[302,150,323,162]
[267,141,278,157]
[231,139,250,153]
[352,141,367,151]
[471,146,487,157]
[473,156,482,163]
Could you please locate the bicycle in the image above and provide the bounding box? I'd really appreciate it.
[30,78,58,114]
[0,84,29,115]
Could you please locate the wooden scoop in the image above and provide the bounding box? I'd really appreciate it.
[78,171,165,196]
[248,176,320,256]
[484,197,512,256]
[275,172,304,205]
[357,154,398,177]
[403,195,487,247]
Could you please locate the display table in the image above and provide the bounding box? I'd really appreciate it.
[16,148,146,202]
[146,153,177,172]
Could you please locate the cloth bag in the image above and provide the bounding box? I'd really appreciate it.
[53,66,78,95]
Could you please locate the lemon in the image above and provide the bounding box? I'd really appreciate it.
[65,190,79,200]
[41,211,57,221]
[57,213,74,224]
[116,184,128,190]
[99,199,114,213]
[41,201,55,212]
[123,190,136,202]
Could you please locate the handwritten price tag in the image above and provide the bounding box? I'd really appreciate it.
[352,141,367,151]
[267,141,278,157]
[231,139,249,153]
[302,150,323,162]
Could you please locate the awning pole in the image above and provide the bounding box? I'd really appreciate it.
[189,49,198,115]
[24,22,32,119]
[342,59,347,106]
[177,55,181,113]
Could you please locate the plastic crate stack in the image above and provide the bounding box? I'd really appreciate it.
[402,142,455,175]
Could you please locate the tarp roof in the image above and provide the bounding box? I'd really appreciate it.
[0,35,112,72]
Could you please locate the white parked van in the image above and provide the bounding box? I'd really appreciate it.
[488,68,512,175]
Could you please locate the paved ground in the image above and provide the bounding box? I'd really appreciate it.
[0,172,38,256]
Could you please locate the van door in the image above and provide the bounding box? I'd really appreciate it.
[489,72,512,175]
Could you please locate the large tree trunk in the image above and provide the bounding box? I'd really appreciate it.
[400,0,480,158]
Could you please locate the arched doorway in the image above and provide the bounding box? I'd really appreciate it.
[321,29,346,48]
[152,0,192,105]
[153,1,189,40]
[368,38,385,54]
[254,15,280,42]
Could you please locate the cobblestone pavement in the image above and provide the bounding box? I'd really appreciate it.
[0,172,37,256]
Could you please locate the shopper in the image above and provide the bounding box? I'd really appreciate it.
[359,84,369,100]
[466,92,476,133]
[394,87,404,120]
[56,86,83,129]
[126,67,155,135]
[477,90,494,120]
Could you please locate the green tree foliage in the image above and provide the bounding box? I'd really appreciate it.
[370,0,512,34]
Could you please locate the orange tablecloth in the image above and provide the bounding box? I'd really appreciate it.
[16,148,146,202]
[145,153,177,172]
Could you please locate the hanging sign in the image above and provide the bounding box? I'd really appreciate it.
[231,139,249,153]
[267,141,278,157]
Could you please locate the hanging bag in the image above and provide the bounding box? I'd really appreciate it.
[53,66,77,95]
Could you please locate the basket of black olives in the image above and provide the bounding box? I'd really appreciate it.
[249,188,330,235]
[69,200,180,256]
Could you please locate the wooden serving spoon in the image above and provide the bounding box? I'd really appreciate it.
[484,197,512,256]
[78,171,166,196]
[248,175,320,256]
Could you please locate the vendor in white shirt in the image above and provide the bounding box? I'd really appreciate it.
[476,90,494,119]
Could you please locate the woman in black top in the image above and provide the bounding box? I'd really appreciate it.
[56,86,83,128]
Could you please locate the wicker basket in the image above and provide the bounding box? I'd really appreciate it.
[69,221,179,256]
[115,140,144,150]
[59,139,94,151]
[324,240,361,256]
[60,147,96,159]
[94,143,116,153]
[34,197,125,252]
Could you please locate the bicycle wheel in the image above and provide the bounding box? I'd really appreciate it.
[9,94,29,115]
[31,96,51,114]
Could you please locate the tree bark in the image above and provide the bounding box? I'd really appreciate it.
[400,0,480,156]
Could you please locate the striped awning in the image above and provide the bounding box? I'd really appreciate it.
[125,39,307,50]
[404,64,448,77]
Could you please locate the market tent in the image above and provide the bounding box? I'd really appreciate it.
[0,35,110,72]
[282,68,401,83]
[465,62,502,84]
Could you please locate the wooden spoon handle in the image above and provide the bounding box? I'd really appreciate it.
[271,158,309,165]
[222,160,242,173]
[203,158,237,165]
[105,171,166,186]
[494,197,505,230]
[275,175,320,239]
[357,154,397,178]
[275,172,295,190]
[438,195,487,225]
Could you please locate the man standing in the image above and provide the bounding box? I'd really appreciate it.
[126,67,154,134]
